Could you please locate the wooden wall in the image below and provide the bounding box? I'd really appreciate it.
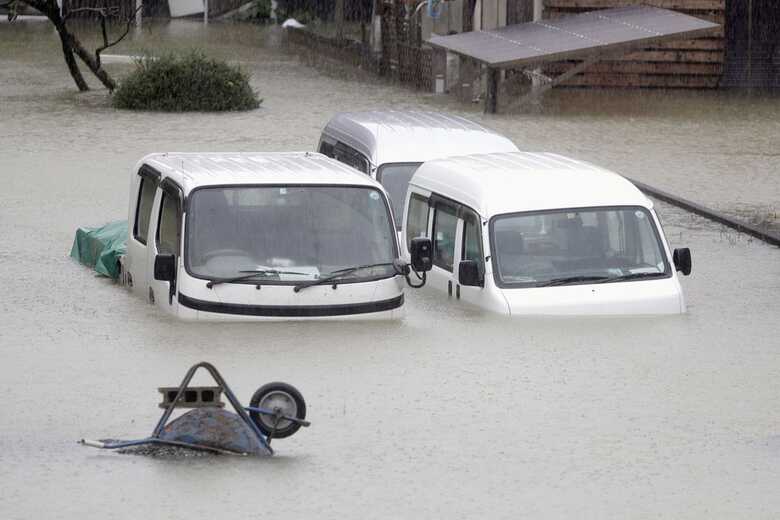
[542,0,726,88]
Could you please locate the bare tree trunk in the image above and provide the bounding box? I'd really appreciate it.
[55,25,90,91]
[18,0,120,91]
[65,31,117,90]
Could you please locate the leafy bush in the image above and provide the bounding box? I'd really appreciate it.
[113,51,261,112]
[246,0,272,22]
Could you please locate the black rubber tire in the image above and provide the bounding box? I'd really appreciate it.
[249,382,307,439]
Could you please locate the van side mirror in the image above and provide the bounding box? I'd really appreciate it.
[673,248,692,276]
[458,260,483,287]
[409,237,433,272]
[154,253,176,282]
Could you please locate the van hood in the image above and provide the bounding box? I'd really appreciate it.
[501,277,685,316]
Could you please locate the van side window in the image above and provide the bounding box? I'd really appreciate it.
[319,140,335,158]
[334,142,370,174]
[156,191,181,255]
[378,163,421,228]
[406,194,430,250]
[432,202,457,272]
[133,175,157,245]
[462,212,483,265]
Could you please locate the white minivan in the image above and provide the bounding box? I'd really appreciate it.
[317,111,519,226]
[402,152,692,315]
[122,152,431,321]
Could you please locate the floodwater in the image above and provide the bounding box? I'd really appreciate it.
[1,19,780,520]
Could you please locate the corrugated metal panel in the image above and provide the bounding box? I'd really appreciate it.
[427,6,719,68]
[542,0,725,89]
[146,152,368,186]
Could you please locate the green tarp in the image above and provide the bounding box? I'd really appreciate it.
[70,220,128,279]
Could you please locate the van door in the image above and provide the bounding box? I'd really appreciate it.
[127,166,159,297]
[455,209,488,306]
[148,180,183,316]
[429,198,459,296]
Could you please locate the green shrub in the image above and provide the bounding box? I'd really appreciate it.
[247,0,272,22]
[113,51,261,112]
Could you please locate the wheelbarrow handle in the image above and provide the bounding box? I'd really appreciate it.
[79,439,106,448]
[244,406,311,427]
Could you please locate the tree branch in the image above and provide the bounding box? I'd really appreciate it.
[93,5,142,68]
[61,4,141,69]
[11,0,142,92]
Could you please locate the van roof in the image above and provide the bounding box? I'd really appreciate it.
[409,152,652,218]
[321,111,519,167]
[138,152,381,194]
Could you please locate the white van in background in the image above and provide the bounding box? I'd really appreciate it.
[402,152,692,316]
[317,111,519,226]
[121,152,430,321]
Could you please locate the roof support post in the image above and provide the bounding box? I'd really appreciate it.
[335,0,345,41]
[432,47,447,94]
[458,56,479,103]
[485,67,500,113]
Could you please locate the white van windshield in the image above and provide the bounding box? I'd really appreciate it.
[491,206,670,287]
[377,163,421,228]
[186,186,397,283]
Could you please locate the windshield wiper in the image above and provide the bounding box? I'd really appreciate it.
[293,262,397,293]
[206,269,309,289]
[537,275,611,287]
[592,272,667,284]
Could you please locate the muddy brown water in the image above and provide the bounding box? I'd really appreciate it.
[1,19,780,519]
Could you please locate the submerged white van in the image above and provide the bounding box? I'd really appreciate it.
[317,111,519,225]
[402,152,692,315]
[122,152,431,321]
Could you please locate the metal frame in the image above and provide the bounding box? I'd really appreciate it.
[80,362,274,455]
[495,54,602,112]
[150,362,268,444]
[427,6,720,113]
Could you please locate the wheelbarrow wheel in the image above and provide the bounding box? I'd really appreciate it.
[249,382,306,439]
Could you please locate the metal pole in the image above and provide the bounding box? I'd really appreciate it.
[485,67,499,114]
[335,0,344,41]
[433,48,446,94]
[533,0,542,21]
[747,0,752,83]
[204,0,209,24]
[135,0,142,28]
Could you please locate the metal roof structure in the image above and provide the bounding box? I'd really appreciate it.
[428,6,719,68]
[427,6,720,113]
[409,152,651,218]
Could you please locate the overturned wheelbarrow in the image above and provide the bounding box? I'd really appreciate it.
[79,362,309,456]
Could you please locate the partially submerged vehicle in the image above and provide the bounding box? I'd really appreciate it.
[74,152,432,321]
[401,152,692,315]
[318,111,519,226]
